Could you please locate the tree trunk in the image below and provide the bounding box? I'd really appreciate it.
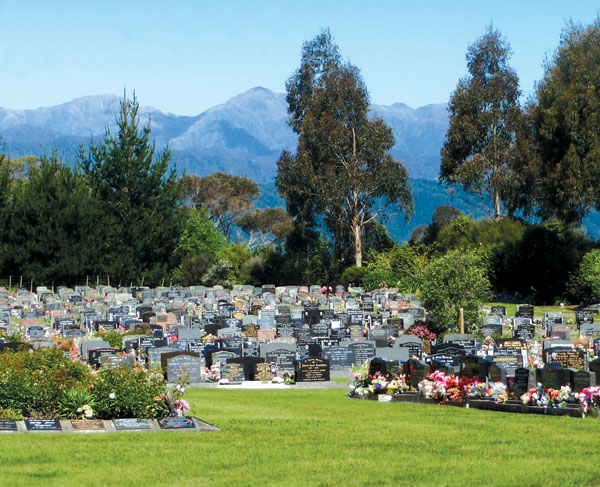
[493,189,501,222]
[353,217,362,267]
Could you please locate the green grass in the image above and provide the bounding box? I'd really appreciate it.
[1,389,599,487]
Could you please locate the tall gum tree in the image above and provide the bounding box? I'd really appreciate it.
[277,30,413,267]
[441,26,522,222]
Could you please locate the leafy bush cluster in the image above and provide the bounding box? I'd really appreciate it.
[0,349,169,419]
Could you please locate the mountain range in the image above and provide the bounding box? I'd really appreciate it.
[3,88,599,241]
[0,87,448,181]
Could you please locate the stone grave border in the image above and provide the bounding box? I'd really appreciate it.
[0,416,220,434]
[352,392,585,418]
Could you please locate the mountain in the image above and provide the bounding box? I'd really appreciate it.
[0,87,447,181]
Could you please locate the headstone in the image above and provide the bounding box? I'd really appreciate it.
[512,367,532,398]
[158,417,196,429]
[222,362,245,382]
[430,342,466,366]
[488,362,507,384]
[571,369,595,392]
[344,340,376,366]
[163,352,202,383]
[541,363,567,390]
[368,357,388,376]
[255,362,275,381]
[490,306,506,317]
[461,355,489,381]
[404,359,429,388]
[226,356,265,381]
[580,323,600,337]
[394,334,422,359]
[263,343,297,374]
[545,349,586,371]
[295,357,330,382]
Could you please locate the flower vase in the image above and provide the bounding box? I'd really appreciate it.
[176,409,183,417]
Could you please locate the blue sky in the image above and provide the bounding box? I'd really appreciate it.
[1,1,598,115]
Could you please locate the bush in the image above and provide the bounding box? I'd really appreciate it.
[0,348,93,417]
[90,366,169,419]
[340,266,369,287]
[363,269,397,291]
[420,248,492,331]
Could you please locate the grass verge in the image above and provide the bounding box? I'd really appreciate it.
[1,389,599,487]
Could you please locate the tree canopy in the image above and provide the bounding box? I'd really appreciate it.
[277,29,413,267]
[441,26,522,221]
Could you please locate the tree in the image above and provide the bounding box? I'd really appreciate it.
[8,151,100,283]
[526,20,600,224]
[277,30,413,266]
[78,95,182,284]
[421,248,492,330]
[236,207,293,248]
[181,172,259,239]
[576,249,600,304]
[441,26,522,221]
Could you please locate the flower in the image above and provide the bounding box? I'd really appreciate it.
[108,392,116,400]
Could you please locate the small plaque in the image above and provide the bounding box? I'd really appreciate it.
[158,416,195,429]
[112,418,151,430]
[25,419,62,431]
[0,420,17,431]
[70,419,106,431]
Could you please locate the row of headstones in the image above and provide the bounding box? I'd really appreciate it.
[368,355,597,397]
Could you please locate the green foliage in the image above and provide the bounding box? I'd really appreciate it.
[78,94,182,285]
[498,222,590,304]
[421,248,493,330]
[7,151,101,284]
[181,172,260,239]
[236,207,293,248]
[277,29,413,267]
[217,243,253,284]
[0,408,23,420]
[527,19,600,224]
[441,25,523,221]
[57,387,96,419]
[0,348,92,417]
[90,367,169,419]
[362,269,397,291]
[339,266,369,287]
[571,249,600,304]
[367,244,429,293]
[94,330,123,349]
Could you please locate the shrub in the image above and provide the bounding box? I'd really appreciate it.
[0,348,92,417]
[90,366,169,419]
[340,266,369,287]
[363,269,397,291]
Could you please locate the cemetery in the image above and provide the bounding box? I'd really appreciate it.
[1,282,600,435]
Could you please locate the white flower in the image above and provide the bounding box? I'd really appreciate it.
[108,392,116,400]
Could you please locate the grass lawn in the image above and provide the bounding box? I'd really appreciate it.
[1,389,600,487]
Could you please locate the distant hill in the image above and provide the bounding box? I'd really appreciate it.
[0,87,447,181]
[2,88,599,239]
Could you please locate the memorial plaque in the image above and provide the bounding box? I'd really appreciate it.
[514,323,535,341]
[255,362,275,381]
[112,418,151,430]
[430,343,465,365]
[491,349,523,376]
[491,306,506,317]
[443,334,479,355]
[25,419,62,431]
[70,419,106,431]
[158,416,195,429]
[405,359,429,388]
[547,350,585,371]
[0,420,17,431]
[295,357,330,382]
[243,324,259,338]
[576,310,594,326]
[222,362,245,381]
[368,328,389,347]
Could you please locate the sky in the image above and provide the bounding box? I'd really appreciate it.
[0,1,599,115]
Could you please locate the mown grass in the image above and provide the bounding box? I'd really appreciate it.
[1,389,599,487]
